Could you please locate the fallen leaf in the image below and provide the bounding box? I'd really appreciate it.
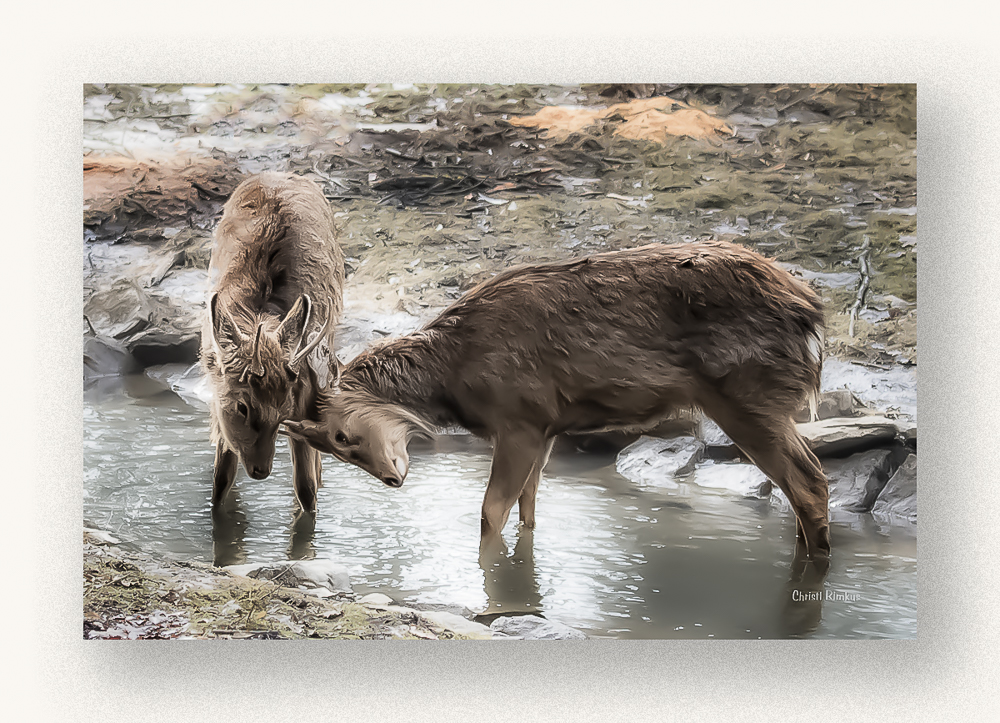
[508,96,732,143]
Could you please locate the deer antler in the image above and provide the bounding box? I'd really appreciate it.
[289,311,331,368]
[239,322,266,381]
[249,322,266,377]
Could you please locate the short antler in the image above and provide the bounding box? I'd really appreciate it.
[249,322,266,377]
[289,302,332,368]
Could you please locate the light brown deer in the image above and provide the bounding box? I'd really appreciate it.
[201,172,344,512]
[282,241,831,558]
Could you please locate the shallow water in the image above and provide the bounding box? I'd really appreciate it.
[84,384,916,639]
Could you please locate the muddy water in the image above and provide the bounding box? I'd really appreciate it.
[84,386,916,639]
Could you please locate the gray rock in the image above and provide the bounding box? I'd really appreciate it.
[793,389,875,423]
[144,363,212,408]
[797,416,899,457]
[820,359,917,422]
[225,559,353,594]
[83,234,211,369]
[872,454,917,524]
[84,272,205,366]
[84,334,139,379]
[690,461,768,496]
[357,593,395,607]
[699,417,733,447]
[825,450,894,514]
[489,614,587,640]
[419,611,494,639]
[616,436,705,487]
[408,602,481,620]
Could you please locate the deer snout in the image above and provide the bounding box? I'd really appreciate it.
[380,457,409,488]
[247,463,271,480]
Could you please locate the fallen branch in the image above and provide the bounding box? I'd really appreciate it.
[848,236,872,338]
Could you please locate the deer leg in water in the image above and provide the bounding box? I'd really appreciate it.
[482,429,547,543]
[518,437,555,528]
[314,448,324,489]
[212,443,239,507]
[745,428,830,558]
[290,439,321,513]
[701,399,831,559]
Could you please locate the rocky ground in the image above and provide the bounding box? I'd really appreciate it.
[84,528,586,640]
[82,84,917,638]
[84,83,916,374]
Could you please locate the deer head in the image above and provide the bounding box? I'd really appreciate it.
[208,293,330,479]
[282,386,421,488]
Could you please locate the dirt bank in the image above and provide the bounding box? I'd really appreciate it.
[83,83,916,370]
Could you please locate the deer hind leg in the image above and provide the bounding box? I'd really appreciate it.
[482,428,547,541]
[702,400,831,559]
[212,442,239,507]
[518,437,555,529]
[290,438,321,513]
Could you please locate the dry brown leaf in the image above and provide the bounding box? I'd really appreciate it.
[507,105,604,138]
[508,96,731,143]
[614,107,733,142]
[605,96,688,116]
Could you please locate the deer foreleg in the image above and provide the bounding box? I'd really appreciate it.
[212,443,239,507]
[290,439,321,513]
[482,428,547,541]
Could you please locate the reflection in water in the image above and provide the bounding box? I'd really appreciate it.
[780,546,830,638]
[211,494,248,567]
[288,511,317,561]
[480,528,543,615]
[84,389,917,639]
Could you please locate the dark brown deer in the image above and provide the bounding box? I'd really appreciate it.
[282,241,831,558]
[201,172,344,512]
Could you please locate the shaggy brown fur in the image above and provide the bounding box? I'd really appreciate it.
[200,172,344,512]
[285,241,831,557]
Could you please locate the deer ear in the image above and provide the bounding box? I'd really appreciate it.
[332,356,343,388]
[209,293,245,366]
[277,295,311,355]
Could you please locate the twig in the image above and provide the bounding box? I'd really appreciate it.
[848,236,872,338]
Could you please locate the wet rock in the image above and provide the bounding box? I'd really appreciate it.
[616,436,705,487]
[83,527,121,545]
[84,334,140,379]
[409,602,482,620]
[690,461,769,497]
[797,416,899,457]
[825,450,894,514]
[489,614,587,640]
[872,453,917,524]
[225,559,353,594]
[357,592,394,607]
[144,363,212,408]
[700,417,733,447]
[419,610,494,639]
[895,419,917,450]
[84,267,206,367]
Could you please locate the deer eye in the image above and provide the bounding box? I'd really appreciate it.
[335,431,348,445]
[236,401,249,418]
